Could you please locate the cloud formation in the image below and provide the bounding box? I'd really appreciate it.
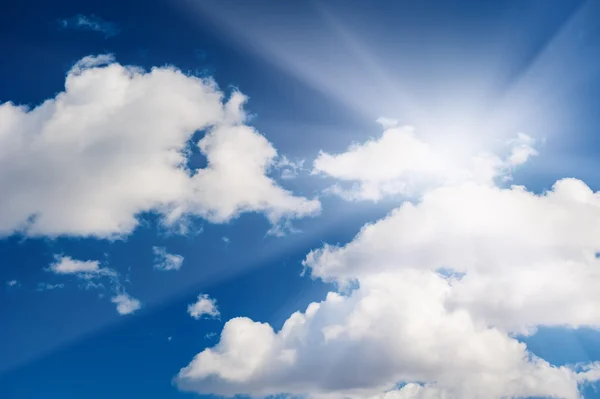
[176,127,600,399]
[188,294,220,320]
[112,293,142,315]
[153,246,184,271]
[312,125,537,201]
[59,15,120,38]
[0,55,320,238]
[47,255,140,315]
[48,256,114,278]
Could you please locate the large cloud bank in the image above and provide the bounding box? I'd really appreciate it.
[0,55,320,238]
[176,125,600,399]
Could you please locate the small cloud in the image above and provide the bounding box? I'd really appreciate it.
[222,236,230,245]
[44,255,140,316]
[36,283,65,291]
[111,293,141,315]
[274,155,305,180]
[187,294,220,320]
[168,336,173,342]
[59,14,119,38]
[153,246,184,271]
[205,332,217,340]
[507,133,538,166]
[376,117,399,129]
[266,219,301,237]
[49,256,100,273]
[6,280,20,287]
[79,280,106,291]
[48,256,115,279]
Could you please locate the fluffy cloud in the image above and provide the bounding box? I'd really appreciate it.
[0,55,320,238]
[177,271,599,399]
[111,293,141,315]
[176,129,600,399]
[188,294,220,320]
[312,125,537,201]
[153,246,184,271]
[305,178,600,334]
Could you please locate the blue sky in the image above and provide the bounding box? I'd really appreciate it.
[3,1,600,398]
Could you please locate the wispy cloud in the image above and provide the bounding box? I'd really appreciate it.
[43,255,141,315]
[36,283,65,291]
[59,14,119,38]
[153,246,184,271]
[274,155,305,180]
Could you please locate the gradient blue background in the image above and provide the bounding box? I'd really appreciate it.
[2,0,600,398]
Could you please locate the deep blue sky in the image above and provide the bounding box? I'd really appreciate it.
[2,1,600,398]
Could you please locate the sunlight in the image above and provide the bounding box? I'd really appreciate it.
[184,0,598,164]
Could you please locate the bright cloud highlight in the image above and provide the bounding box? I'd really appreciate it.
[313,124,537,201]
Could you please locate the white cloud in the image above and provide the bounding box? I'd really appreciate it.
[188,294,220,320]
[46,255,140,316]
[375,117,399,129]
[507,133,539,166]
[312,125,537,201]
[0,55,320,238]
[153,246,184,271]
[176,136,600,399]
[48,256,114,278]
[305,179,600,334]
[176,271,600,399]
[6,279,19,287]
[111,293,141,315]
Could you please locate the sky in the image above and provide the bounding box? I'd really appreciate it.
[2,0,600,398]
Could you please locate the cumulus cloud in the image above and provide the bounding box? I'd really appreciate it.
[59,14,120,38]
[111,293,141,315]
[188,294,220,320]
[6,279,19,287]
[176,133,600,399]
[153,246,184,271]
[312,125,537,201]
[176,271,600,399]
[0,55,320,238]
[305,178,600,334]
